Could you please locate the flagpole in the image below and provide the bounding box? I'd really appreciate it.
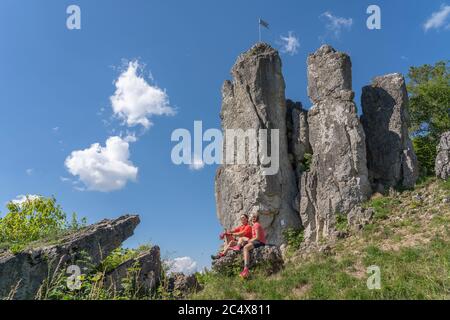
[259,21,261,43]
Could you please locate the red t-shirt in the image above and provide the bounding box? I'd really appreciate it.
[252,222,266,244]
[232,225,253,239]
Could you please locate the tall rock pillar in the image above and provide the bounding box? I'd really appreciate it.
[361,73,419,191]
[299,45,372,242]
[215,43,301,245]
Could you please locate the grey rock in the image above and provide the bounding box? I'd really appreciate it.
[104,246,161,295]
[212,245,284,275]
[307,45,352,105]
[361,73,419,190]
[167,272,201,298]
[299,45,372,243]
[348,206,375,230]
[0,215,139,300]
[215,43,301,245]
[436,131,450,180]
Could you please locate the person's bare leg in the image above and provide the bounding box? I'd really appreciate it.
[222,240,237,255]
[243,243,254,267]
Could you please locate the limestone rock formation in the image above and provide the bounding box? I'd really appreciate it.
[212,245,284,275]
[104,246,161,295]
[0,215,140,300]
[436,131,450,180]
[215,43,301,245]
[361,73,419,191]
[300,45,372,243]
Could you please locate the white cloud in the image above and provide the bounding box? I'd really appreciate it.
[65,136,138,192]
[110,61,175,129]
[424,4,450,31]
[320,11,353,38]
[279,31,300,56]
[11,195,41,206]
[167,257,198,275]
[189,154,205,171]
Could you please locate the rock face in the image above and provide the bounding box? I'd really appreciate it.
[215,43,301,245]
[436,131,450,180]
[0,215,140,300]
[104,246,161,295]
[212,245,284,275]
[361,73,419,190]
[167,272,201,298]
[300,45,372,242]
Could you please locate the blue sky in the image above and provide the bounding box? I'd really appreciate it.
[0,0,449,272]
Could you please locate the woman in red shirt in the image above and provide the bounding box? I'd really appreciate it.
[212,214,252,259]
[240,213,266,278]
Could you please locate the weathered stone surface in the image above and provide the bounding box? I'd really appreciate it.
[215,43,301,245]
[104,246,161,295]
[361,73,419,190]
[436,131,450,180]
[307,44,352,105]
[0,215,139,300]
[212,245,284,275]
[167,272,201,298]
[299,45,372,243]
[348,206,375,230]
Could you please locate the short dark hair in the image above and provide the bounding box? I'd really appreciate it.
[240,214,249,220]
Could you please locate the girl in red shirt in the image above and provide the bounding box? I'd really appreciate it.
[239,213,266,278]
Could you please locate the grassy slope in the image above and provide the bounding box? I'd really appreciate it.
[192,178,450,300]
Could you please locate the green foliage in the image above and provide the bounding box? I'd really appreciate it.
[283,228,304,251]
[407,60,450,141]
[364,197,400,221]
[300,153,313,172]
[100,244,152,273]
[0,196,86,254]
[335,212,348,232]
[413,135,438,177]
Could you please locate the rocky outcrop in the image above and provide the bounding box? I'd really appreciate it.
[436,131,450,180]
[104,246,161,295]
[215,43,301,245]
[300,45,372,243]
[212,245,283,275]
[361,73,419,191]
[0,215,140,300]
[167,272,201,298]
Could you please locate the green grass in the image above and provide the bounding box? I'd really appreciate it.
[192,236,450,300]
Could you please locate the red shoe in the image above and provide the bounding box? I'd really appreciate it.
[240,267,250,278]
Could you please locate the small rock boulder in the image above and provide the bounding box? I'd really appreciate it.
[212,245,284,275]
[104,246,161,295]
[167,273,201,298]
[436,131,450,180]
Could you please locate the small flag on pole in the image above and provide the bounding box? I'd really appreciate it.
[259,18,269,29]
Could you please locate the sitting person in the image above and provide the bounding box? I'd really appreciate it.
[211,214,252,259]
[239,213,266,278]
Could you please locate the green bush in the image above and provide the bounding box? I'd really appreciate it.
[0,196,85,253]
[283,228,304,251]
[412,135,438,177]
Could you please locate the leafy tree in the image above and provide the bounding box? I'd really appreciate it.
[0,196,85,252]
[407,61,450,176]
[407,60,450,141]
